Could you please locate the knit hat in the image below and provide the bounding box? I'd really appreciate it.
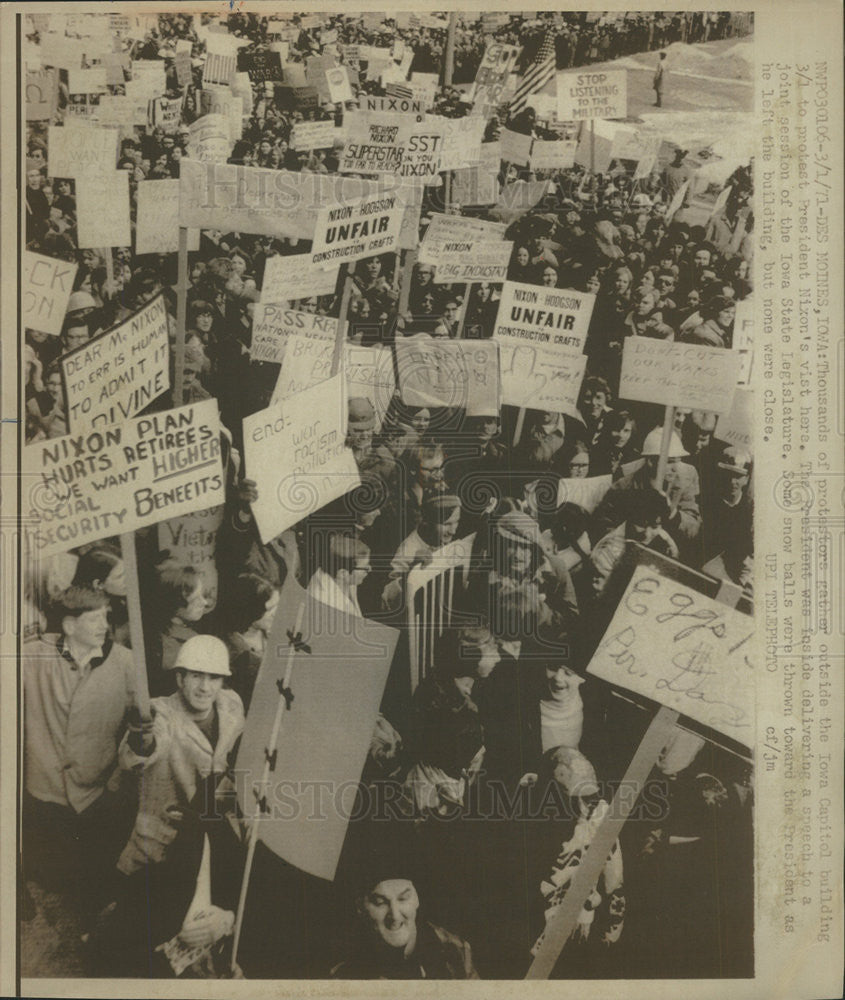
[548,746,599,797]
[420,491,461,524]
[348,396,376,429]
[496,510,552,556]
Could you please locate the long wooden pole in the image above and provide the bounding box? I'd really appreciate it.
[231,601,306,972]
[174,226,189,407]
[119,532,151,717]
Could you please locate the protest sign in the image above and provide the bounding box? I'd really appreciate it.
[198,87,242,141]
[431,114,486,170]
[305,53,338,103]
[130,59,167,98]
[418,212,508,263]
[39,34,86,71]
[732,296,754,385]
[135,181,200,255]
[236,576,397,882]
[26,68,58,120]
[65,94,100,122]
[311,190,403,268]
[556,473,614,513]
[398,187,425,250]
[359,94,424,117]
[237,48,283,83]
[68,67,108,94]
[395,336,500,416]
[557,68,628,122]
[471,41,521,112]
[611,126,661,169]
[157,505,225,609]
[499,343,587,414]
[95,95,145,128]
[269,329,336,404]
[410,72,439,108]
[174,44,193,88]
[574,119,614,174]
[325,66,354,104]
[290,120,342,150]
[491,178,555,224]
[203,50,237,87]
[187,114,232,163]
[76,170,131,249]
[397,123,443,184]
[260,254,339,305]
[717,386,753,451]
[494,281,595,353]
[452,142,501,207]
[432,240,514,283]
[274,83,319,112]
[250,303,337,367]
[525,92,558,121]
[244,375,360,543]
[343,345,395,431]
[23,252,77,337]
[179,159,386,241]
[619,337,742,416]
[664,179,689,222]
[62,295,170,432]
[48,123,117,178]
[530,139,577,171]
[588,563,754,741]
[321,28,338,47]
[149,95,184,133]
[23,399,226,557]
[101,52,130,88]
[500,128,533,166]
[339,111,411,175]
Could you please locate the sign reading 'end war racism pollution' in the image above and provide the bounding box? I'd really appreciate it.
[620,337,743,416]
[23,399,225,557]
[311,192,403,269]
[244,375,360,544]
[557,69,627,122]
[588,563,754,742]
[62,295,170,433]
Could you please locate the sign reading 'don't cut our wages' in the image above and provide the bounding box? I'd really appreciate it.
[244,375,360,544]
[62,295,170,432]
[620,337,742,416]
[23,399,226,557]
[557,68,627,122]
[310,191,403,269]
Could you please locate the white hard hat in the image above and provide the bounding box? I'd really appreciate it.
[641,427,688,458]
[66,290,98,314]
[173,634,231,677]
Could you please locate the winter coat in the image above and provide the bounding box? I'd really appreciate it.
[117,688,244,874]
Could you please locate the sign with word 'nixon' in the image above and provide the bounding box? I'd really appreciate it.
[557,69,627,122]
[62,295,170,432]
[588,563,754,742]
[432,240,514,283]
[494,281,595,353]
[250,303,337,365]
[620,337,742,416]
[311,191,403,269]
[23,399,226,557]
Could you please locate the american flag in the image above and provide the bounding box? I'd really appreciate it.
[385,81,415,101]
[509,30,557,115]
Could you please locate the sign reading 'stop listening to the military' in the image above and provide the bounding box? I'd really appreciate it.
[557,69,628,122]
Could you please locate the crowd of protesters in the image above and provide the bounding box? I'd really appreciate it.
[22,9,754,981]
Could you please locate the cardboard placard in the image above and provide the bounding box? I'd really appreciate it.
[157,505,225,608]
[325,65,354,104]
[135,180,201,255]
[717,386,753,451]
[557,68,628,122]
[174,46,193,88]
[358,94,424,117]
[26,67,58,121]
[48,123,117,178]
[187,114,232,163]
[203,50,237,88]
[23,252,77,337]
[338,110,412,175]
[530,139,577,171]
[130,59,167,99]
[67,67,108,94]
[394,335,500,416]
[311,190,403,269]
[260,254,340,305]
[290,120,342,151]
[397,123,444,184]
[619,337,743,416]
[432,240,514,283]
[494,281,595,353]
[343,344,395,431]
[250,304,337,366]
[237,48,283,83]
[75,170,131,249]
[588,563,754,741]
[500,128,533,166]
[430,114,486,170]
[243,375,360,543]
[418,212,508,263]
[23,400,226,557]
[62,295,170,432]
[149,95,184,133]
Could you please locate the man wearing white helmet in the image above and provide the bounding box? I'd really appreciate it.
[117,634,244,876]
[590,426,701,562]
